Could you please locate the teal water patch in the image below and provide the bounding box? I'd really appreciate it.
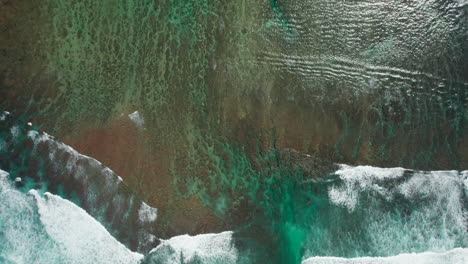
[268,0,295,41]
[175,138,330,262]
[174,136,319,263]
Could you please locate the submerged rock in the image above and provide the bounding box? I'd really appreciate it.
[277,148,338,180]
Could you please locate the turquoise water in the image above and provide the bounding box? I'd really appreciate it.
[174,140,468,263]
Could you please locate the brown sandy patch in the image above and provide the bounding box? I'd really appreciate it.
[62,114,226,238]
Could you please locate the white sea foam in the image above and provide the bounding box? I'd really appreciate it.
[146,231,237,264]
[23,127,158,251]
[0,169,143,264]
[31,190,143,264]
[0,170,64,263]
[10,126,20,139]
[128,111,145,128]
[27,130,120,184]
[328,165,466,212]
[0,111,10,121]
[456,0,467,8]
[138,202,158,223]
[328,165,407,211]
[302,248,468,264]
[322,165,468,256]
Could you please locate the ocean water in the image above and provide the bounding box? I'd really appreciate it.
[0,113,158,252]
[1,156,466,263]
[0,169,143,264]
[1,118,466,263]
[1,0,467,263]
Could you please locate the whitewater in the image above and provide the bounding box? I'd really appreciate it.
[1,161,466,263]
[0,112,466,263]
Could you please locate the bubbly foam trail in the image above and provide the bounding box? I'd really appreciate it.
[302,248,468,264]
[128,111,145,129]
[300,164,468,259]
[31,190,143,264]
[0,169,143,264]
[144,231,238,264]
[328,165,409,211]
[329,164,468,213]
[0,112,158,252]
